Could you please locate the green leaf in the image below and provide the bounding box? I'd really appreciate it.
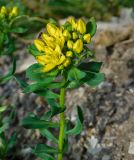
[36,90,59,99]
[0,123,9,134]
[47,99,66,117]
[33,151,54,160]
[21,115,59,129]
[84,72,105,87]
[66,106,84,135]
[0,105,7,113]
[28,44,43,57]
[33,144,58,154]
[67,80,83,89]
[23,82,64,93]
[10,27,28,33]
[40,129,58,144]
[67,67,86,81]
[14,77,28,89]
[86,17,97,37]
[9,15,30,33]
[26,63,56,83]
[7,133,17,151]
[32,144,57,160]
[78,62,102,73]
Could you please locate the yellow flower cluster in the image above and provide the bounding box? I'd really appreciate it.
[34,17,91,72]
[0,6,19,20]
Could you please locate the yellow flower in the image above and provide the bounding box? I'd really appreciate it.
[11,6,18,16]
[0,6,7,15]
[36,45,66,72]
[67,40,73,49]
[73,39,83,53]
[66,51,73,57]
[77,18,86,34]
[83,34,91,43]
[9,6,19,19]
[34,39,46,52]
[42,33,56,49]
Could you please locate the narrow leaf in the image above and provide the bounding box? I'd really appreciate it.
[66,106,84,135]
[40,129,58,144]
[21,115,59,129]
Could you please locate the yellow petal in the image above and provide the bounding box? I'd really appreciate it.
[44,63,56,72]
[34,39,45,52]
[36,55,46,65]
[46,23,57,37]
[55,45,61,54]
[58,55,66,65]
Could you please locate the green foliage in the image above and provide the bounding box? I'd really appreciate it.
[32,144,57,160]
[86,17,97,37]
[21,114,59,129]
[66,106,83,135]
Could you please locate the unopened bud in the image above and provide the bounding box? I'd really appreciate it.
[12,6,19,16]
[67,40,73,49]
[63,29,71,40]
[83,34,91,43]
[58,65,64,70]
[72,32,78,40]
[0,6,7,15]
[73,39,83,54]
[66,51,73,57]
[77,18,86,34]
[68,16,77,31]
[46,23,57,37]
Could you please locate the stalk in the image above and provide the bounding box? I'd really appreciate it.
[58,87,65,160]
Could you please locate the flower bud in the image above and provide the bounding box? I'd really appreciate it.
[46,23,57,37]
[66,51,73,57]
[68,16,77,31]
[63,58,71,67]
[77,18,86,34]
[72,32,78,40]
[67,40,73,49]
[0,6,7,15]
[11,6,19,16]
[73,39,83,54]
[83,34,91,43]
[63,29,71,40]
[8,6,19,19]
[58,65,64,70]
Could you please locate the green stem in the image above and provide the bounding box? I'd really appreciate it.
[58,87,65,160]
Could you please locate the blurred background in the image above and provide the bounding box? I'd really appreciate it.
[0,0,134,160]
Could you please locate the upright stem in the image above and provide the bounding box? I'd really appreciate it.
[58,87,65,160]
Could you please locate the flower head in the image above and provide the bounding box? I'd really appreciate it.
[33,17,94,72]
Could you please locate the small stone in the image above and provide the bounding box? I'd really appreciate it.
[128,141,134,154]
